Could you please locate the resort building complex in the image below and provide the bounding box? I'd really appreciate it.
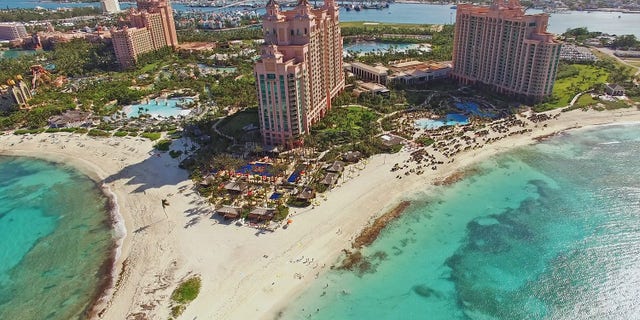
[0,76,32,111]
[254,0,345,147]
[111,0,178,67]
[452,0,561,103]
[0,22,28,41]
[101,0,121,14]
[349,62,388,85]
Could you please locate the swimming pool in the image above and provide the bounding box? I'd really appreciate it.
[414,113,469,129]
[343,41,430,56]
[197,64,237,74]
[454,101,496,118]
[236,163,273,177]
[124,97,193,118]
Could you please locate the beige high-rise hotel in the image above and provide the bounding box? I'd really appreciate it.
[452,0,562,103]
[111,0,178,68]
[254,0,344,147]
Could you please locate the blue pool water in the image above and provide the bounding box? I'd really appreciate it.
[197,64,237,74]
[269,193,282,200]
[0,156,114,319]
[343,42,429,56]
[454,101,497,118]
[287,172,300,183]
[415,113,469,129]
[0,49,37,60]
[124,97,193,118]
[283,123,640,319]
[236,163,273,177]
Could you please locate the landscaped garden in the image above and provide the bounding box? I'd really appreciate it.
[535,64,609,111]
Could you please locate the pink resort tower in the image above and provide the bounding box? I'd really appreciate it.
[452,0,562,103]
[254,0,345,148]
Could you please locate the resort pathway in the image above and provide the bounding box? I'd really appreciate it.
[593,47,640,77]
[212,118,235,142]
[568,90,593,107]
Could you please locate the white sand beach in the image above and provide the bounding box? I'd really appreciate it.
[1,107,639,320]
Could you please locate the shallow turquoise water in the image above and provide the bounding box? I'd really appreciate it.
[415,114,469,129]
[0,157,114,319]
[343,42,426,55]
[0,49,37,60]
[124,97,193,118]
[284,123,640,319]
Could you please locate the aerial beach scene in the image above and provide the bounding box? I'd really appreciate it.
[1,0,640,319]
[2,103,640,319]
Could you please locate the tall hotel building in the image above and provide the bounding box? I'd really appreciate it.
[111,0,178,67]
[0,22,28,41]
[101,0,121,14]
[254,0,344,147]
[452,0,561,103]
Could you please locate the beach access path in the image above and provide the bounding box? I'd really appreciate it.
[0,107,639,319]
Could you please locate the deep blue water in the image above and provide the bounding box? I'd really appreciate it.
[0,156,114,320]
[2,2,639,37]
[284,123,640,319]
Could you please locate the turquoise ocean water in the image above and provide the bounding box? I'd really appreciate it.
[284,123,640,319]
[0,157,114,319]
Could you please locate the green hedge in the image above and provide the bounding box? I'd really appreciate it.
[170,276,201,318]
[88,129,110,137]
[141,132,162,141]
[154,139,172,151]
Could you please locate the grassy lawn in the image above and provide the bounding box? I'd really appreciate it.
[217,109,259,136]
[139,62,159,74]
[536,64,608,111]
[311,105,381,148]
[575,93,598,108]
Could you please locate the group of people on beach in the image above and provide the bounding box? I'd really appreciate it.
[391,112,560,179]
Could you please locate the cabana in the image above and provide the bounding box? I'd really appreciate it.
[215,206,241,220]
[247,207,275,222]
[379,134,404,147]
[320,173,339,186]
[324,161,345,173]
[343,151,363,163]
[296,188,316,201]
[224,181,249,193]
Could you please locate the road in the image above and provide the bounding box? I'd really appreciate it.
[593,47,640,77]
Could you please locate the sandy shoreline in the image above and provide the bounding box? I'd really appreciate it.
[0,107,639,319]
